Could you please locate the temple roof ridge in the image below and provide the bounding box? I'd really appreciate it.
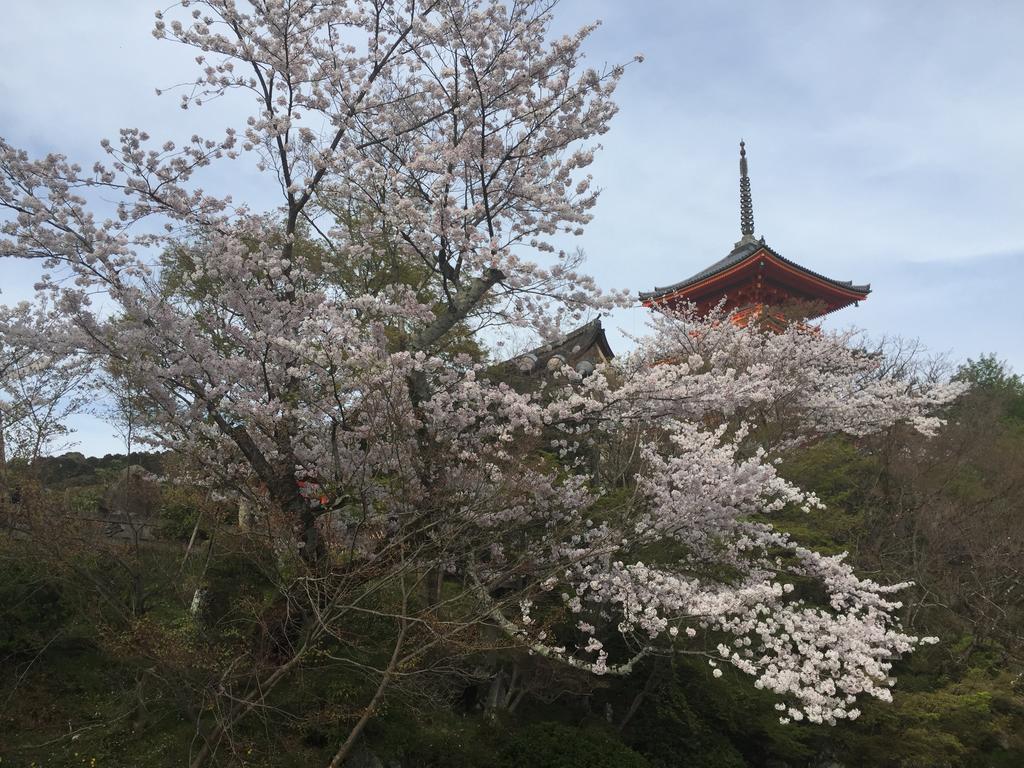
[505,318,615,375]
[638,239,871,301]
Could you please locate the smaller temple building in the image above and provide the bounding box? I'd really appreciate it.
[509,318,614,377]
[640,142,870,327]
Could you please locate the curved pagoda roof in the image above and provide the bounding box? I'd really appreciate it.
[639,237,871,311]
[641,142,870,321]
[507,318,614,375]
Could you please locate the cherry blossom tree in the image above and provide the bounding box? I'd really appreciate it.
[0,302,89,479]
[0,0,960,762]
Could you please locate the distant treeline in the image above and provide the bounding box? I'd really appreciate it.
[12,451,166,489]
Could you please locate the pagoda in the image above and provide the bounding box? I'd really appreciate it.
[640,142,870,326]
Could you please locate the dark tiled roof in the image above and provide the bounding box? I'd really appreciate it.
[639,239,871,301]
[530,318,614,361]
[507,318,614,374]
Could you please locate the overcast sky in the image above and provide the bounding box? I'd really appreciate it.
[2,1,1022,455]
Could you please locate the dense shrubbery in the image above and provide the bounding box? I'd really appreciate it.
[0,559,68,658]
[500,723,650,768]
[21,451,165,490]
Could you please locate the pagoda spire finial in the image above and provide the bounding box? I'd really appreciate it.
[739,140,755,239]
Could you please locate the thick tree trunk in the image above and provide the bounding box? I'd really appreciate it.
[410,268,505,355]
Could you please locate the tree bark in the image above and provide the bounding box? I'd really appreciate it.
[410,268,505,354]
